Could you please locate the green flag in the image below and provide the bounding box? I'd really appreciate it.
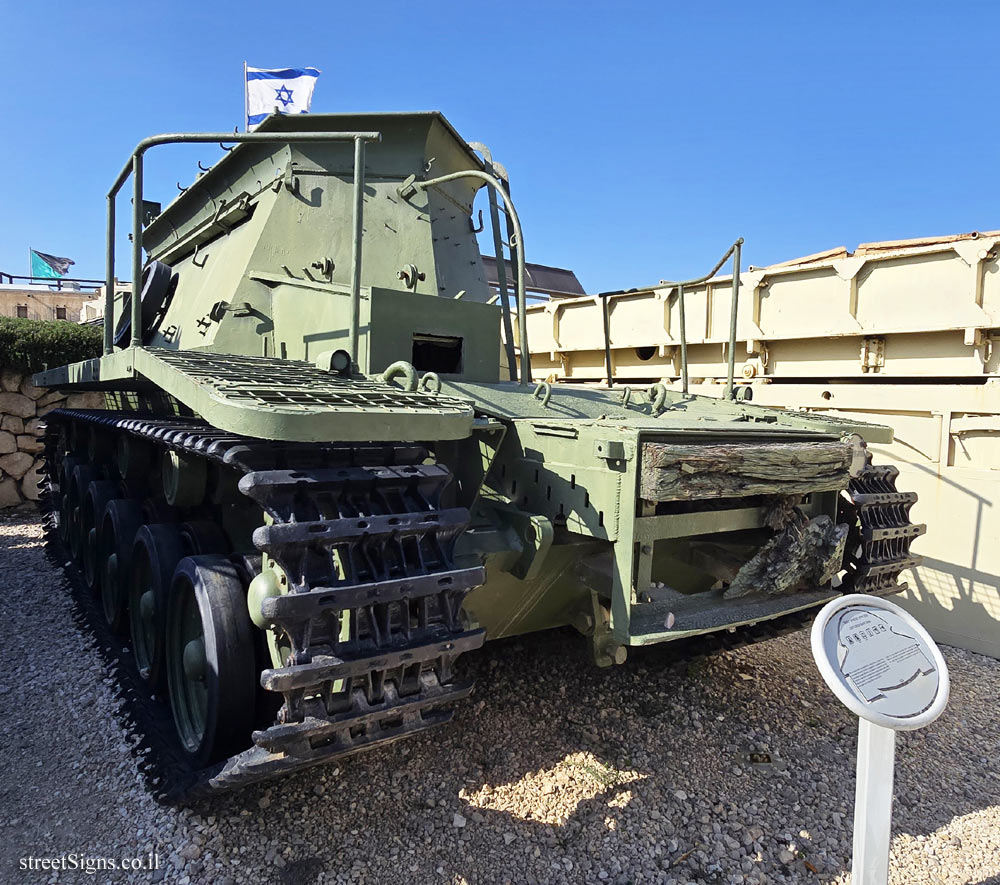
[30,249,75,279]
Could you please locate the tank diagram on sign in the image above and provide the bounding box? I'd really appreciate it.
[836,608,936,710]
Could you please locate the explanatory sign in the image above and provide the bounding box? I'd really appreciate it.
[812,594,948,730]
[811,594,949,885]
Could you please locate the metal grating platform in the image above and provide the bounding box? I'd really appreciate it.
[149,349,469,412]
[136,348,475,442]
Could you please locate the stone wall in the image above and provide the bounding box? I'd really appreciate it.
[0,368,104,509]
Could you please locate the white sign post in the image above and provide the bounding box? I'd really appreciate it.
[811,594,949,885]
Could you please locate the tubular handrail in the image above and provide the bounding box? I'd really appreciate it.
[596,238,744,398]
[468,143,518,382]
[0,273,121,291]
[412,170,531,385]
[103,129,382,359]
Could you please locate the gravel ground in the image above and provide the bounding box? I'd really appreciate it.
[1,511,998,885]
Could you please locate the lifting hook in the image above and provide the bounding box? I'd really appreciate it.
[419,372,442,395]
[382,360,419,392]
[533,381,553,408]
[647,382,667,416]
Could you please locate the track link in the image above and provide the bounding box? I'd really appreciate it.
[840,462,926,595]
[41,408,485,801]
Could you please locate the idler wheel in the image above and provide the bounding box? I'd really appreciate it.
[166,555,255,767]
[129,523,185,688]
[116,435,154,496]
[97,499,144,633]
[81,480,119,592]
[162,450,206,508]
[67,465,98,561]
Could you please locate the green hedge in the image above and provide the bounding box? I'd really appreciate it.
[0,317,103,375]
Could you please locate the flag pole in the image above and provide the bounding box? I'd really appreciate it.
[243,61,249,131]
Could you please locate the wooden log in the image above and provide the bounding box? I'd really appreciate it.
[640,440,851,501]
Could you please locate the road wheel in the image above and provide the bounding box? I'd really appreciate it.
[129,523,185,689]
[82,480,119,592]
[166,555,255,767]
[98,499,143,632]
[68,465,97,560]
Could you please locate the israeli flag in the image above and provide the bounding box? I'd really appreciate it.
[246,66,321,130]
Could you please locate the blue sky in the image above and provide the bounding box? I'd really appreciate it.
[0,1,995,292]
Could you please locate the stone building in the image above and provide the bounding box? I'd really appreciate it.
[0,276,130,324]
[0,282,94,323]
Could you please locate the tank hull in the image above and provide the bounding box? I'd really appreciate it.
[33,112,925,798]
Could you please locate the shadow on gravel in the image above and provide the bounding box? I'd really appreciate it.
[191,626,1000,885]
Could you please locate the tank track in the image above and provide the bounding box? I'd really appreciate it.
[41,408,486,802]
[840,462,926,595]
[38,411,924,802]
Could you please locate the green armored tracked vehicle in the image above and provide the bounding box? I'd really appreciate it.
[36,112,924,800]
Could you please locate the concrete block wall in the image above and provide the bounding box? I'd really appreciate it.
[0,369,104,508]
